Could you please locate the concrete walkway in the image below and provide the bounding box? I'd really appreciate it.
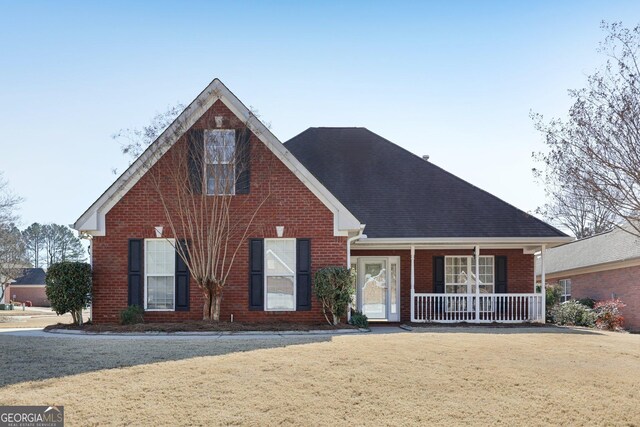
[0,326,405,340]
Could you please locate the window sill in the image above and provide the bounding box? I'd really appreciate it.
[144,309,175,312]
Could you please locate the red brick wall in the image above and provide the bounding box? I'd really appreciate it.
[7,286,50,307]
[350,249,534,322]
[549,265,640,331]
[91,100,346,323]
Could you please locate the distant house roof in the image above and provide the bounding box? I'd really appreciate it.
[285,127,567,239]
[536,227,640,276]
[11,268,46,286]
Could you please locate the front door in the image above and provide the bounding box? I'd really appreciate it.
[354,257,400,321]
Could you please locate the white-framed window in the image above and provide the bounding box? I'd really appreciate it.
[204,129,236,195]
[445,256,494,312]
[445,256,494,293]
[145,238,175,311]
[559,279,572,303]
[264,238,296,311]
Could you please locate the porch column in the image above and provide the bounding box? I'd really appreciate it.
[540,244,546,323]
[475,245,480,322]
[410,244,415,322]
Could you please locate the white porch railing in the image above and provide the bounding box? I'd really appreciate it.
[412,293,544,323]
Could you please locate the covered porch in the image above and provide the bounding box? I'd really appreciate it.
[349,237,564,324]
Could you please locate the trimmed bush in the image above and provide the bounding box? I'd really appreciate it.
[577,298,596,309]
[45,262,91,326]
[349,310,369,329]
[551,300,596,327]
[594,299,626,331]
[120,305,145,325]
[314,266,355,325]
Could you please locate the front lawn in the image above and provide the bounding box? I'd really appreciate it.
[0,328,638,426]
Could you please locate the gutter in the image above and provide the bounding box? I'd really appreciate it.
[346,225,367,267]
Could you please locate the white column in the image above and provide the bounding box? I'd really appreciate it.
[410,244,415,322]
[475,245,480,323]
[540,245,546,323]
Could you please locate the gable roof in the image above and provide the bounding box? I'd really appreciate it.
[285,127,568,240]
[12,268,46,285]
[73,79,361,236]
[536,227,640,275]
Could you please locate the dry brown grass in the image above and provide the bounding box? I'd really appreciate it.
[1,328,639,426]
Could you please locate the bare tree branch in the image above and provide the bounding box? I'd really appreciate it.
[533,21,640,237]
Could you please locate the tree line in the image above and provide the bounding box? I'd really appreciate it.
[0,173,86,303]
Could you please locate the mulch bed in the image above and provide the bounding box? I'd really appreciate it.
[44,321,356,333]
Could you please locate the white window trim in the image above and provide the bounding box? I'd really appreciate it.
[444,255,495,313]
[559,278,572,303]
[204,129,236,196]
[144,238,176,312]
[264,238,297,312]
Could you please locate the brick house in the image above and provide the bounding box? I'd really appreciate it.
[6,268,49,307]
[74,79,570,324]
[536,227,640,331]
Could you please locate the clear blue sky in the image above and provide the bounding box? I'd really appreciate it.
[1,1,638,232]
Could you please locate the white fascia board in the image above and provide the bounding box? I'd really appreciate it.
[73,79,362,237]
[353,236,573,249]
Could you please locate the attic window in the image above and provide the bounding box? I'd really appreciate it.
[204,129,236,195]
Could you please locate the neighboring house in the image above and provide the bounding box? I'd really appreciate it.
[7,268,49,307]
[1,261,32,305]
[73,79,570,324]
[536,227,640,331]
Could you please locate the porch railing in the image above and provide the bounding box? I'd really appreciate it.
[412,293,544,323]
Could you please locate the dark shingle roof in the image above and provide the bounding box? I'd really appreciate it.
[285,127,566,239]
[12,268,46,285]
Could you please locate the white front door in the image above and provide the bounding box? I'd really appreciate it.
[354,257,400,321]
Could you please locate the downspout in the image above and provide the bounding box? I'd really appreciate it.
[346,225,366,322]
[346,225,366,267]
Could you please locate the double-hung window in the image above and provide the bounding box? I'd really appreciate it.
[559,279,571,303]
[264,239,296,311]
[204,129,236,195]
[145,239,175,310]
[444,256,494,312]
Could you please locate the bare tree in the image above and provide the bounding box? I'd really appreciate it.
[113,103,185,162]
[0,224,27,302]
[0,172,22,225]
[534,182,614,238]
[534,22,640,237]
[0,173,24,302]
[127,97,274,321]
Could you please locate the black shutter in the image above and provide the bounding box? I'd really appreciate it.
[175,240,190,311]
[188,129,204,194]
[433,256,445,293]
[296,239,312,311]
[249,239,264,310]
[495,256,508,293]
[235,128,251,194]
[128,239,144,307]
